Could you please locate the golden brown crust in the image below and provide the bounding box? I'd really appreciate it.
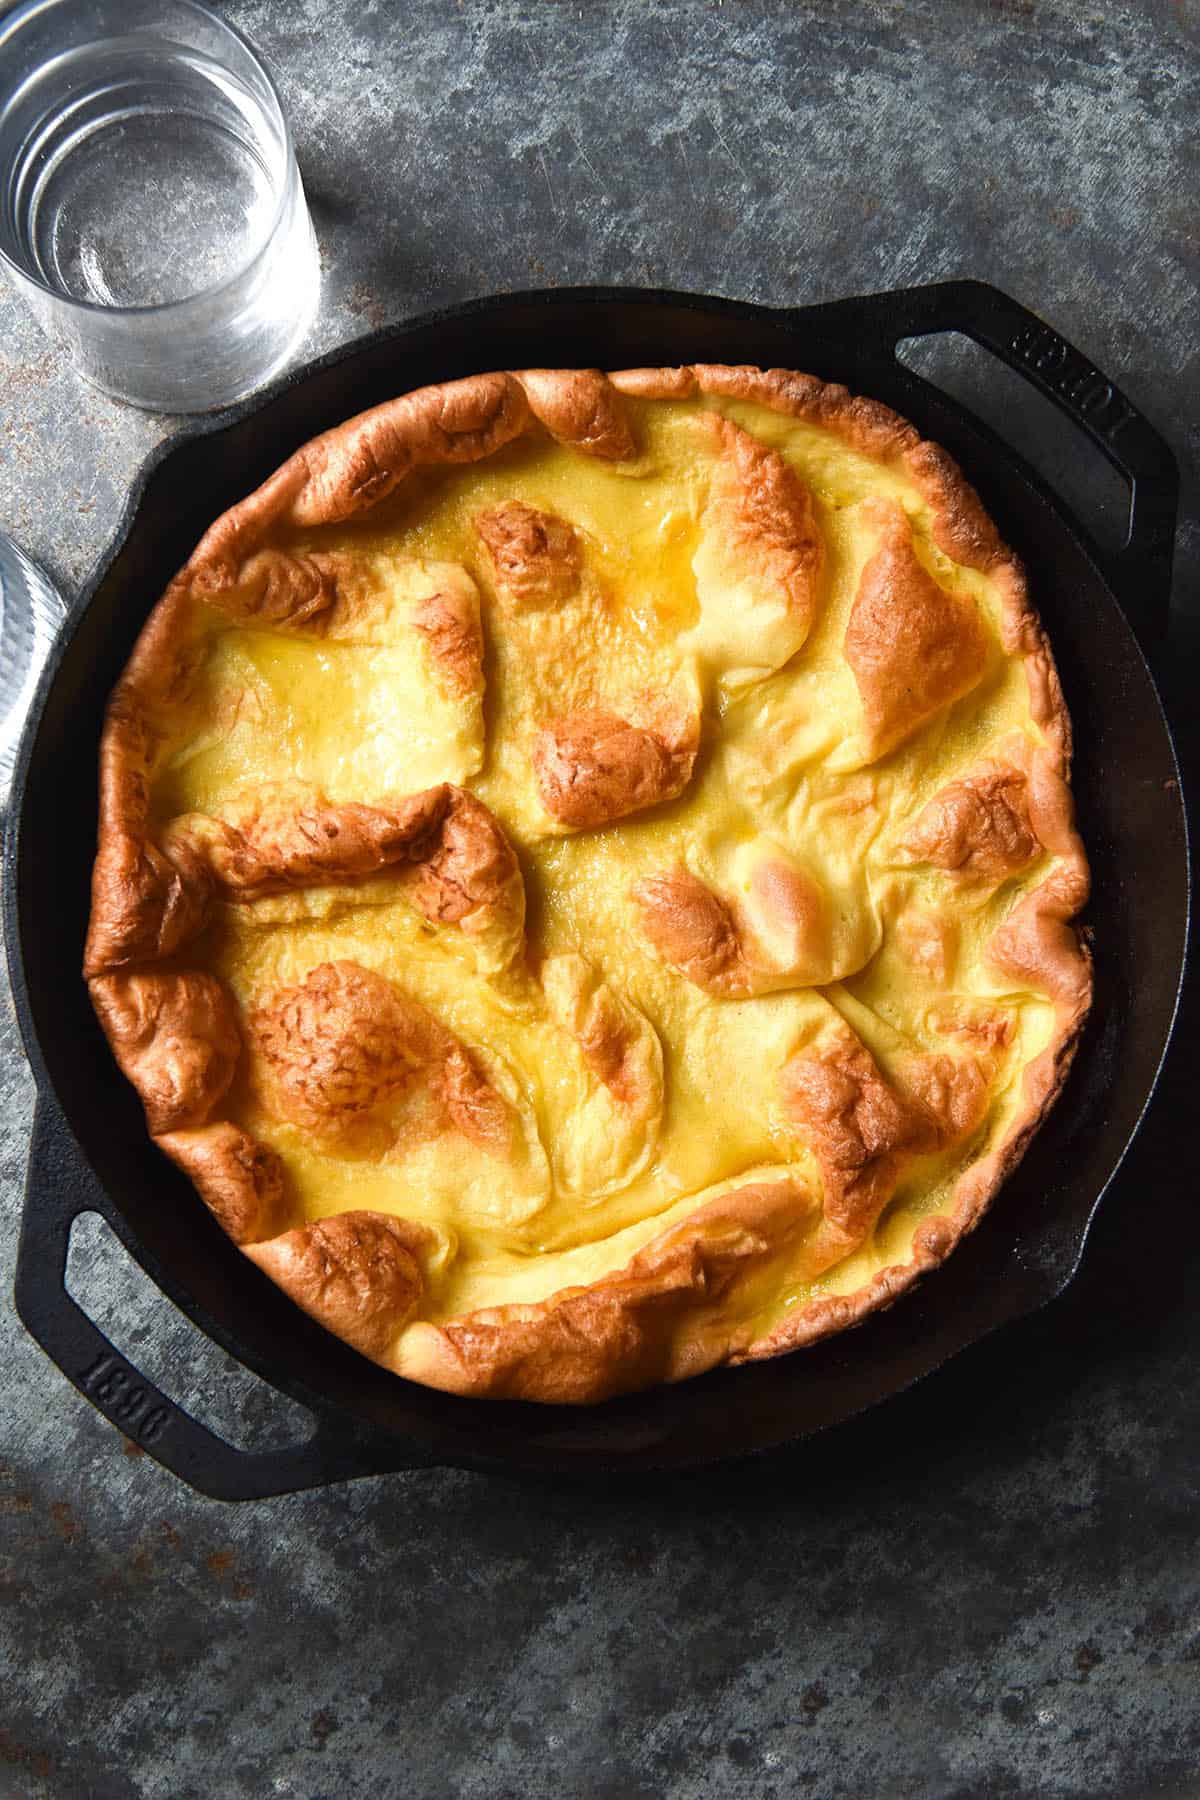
[475,501,582,612]
[199,547,340,630]
[610,366,698,400]
[741,1033,990,1364]
[86,360,1094,1405]
[633,870,745,994]
[440,1044,517,1157]
[845,503,989,758]
[249,960,443,1148]
[752,951,1089,1369]
[90,969,241,1135]
[158,1122,287,1246]
[173,374,534,617]
[899,765,1039,881]
[632,862,829,999]
[411,582,484,698]
[782,1028,933,1239]
[987,861,1092,1013]
[691,364,920,460]
[400,787,524,948]
[246,1211,432,1359]
[903,440,1006,570]
[164,788,450,902]
[533,704,699,830]
[400,1177,816,1401]
[163,784,525,964]
[540,952,663,1117]
[773,1025,990,1312]
[274,373,533,531]
[248,959,514,1161]
[84,831,214,978]
[705,417,821,609]
[688,414,824,675]
[514,368,636,461]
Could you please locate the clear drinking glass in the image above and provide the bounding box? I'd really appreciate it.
[0,0,320,412]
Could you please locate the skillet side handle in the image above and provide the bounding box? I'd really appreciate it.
[15,1101,435,1500]
[878,279,1179,642]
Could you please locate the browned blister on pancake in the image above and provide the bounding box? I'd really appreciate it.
[900,765,1039,881]
[285,372,532,528]
[90,969,242,1135]
[193,547,340,630]
[164,785,526,967]
[533,703,699,830]
[845,504,988,758]
[85,831,214,977]
[783,1030,933,1242]
[400,788,523,941]
[540,954,663,1121]
[164,787,450,901]
[476,500,582,612]
[411,582,484,697]
[158,1122,287,1246]
[632,858,829,998]
[246,1211,433,1359]
[706,415,823,628]
[690,365,919,461]
[781,1025,986,1248]
[248,959,515,1162]
[633,869,747,994]
[566,970,658,1110]
[688,415,824,680]
[250,960,442,1142]
[987,861,1092,1014]
[537,953,665,1196]
[86,654,214,977]
[985,739,1091,1017]
[514,368,636,462]
[440,1043,518,1157]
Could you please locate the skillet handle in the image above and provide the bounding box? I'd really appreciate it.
[15,1101,435,1500]
[866,279,1179,639]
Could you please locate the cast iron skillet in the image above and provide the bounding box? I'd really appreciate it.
[6,281,1188,1499]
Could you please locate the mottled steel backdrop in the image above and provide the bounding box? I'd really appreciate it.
[0,3,1197,1796]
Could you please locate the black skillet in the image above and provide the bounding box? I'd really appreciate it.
[6,280,1188,1499]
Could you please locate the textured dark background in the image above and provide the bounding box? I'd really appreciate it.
[1,3,1198,1797]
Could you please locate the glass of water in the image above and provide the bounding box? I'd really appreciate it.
[0,0,320,412]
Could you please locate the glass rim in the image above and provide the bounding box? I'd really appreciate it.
[0,0,302,319]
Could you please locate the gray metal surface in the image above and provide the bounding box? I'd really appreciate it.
[0,2,1197,1795]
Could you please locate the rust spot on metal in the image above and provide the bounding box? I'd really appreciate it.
[311,1708,341,1749]
[161,1520,182,1552]
[121,1437,147,1459]
[204,1545,252,1598]
[800,1681,829,1719]
[0,1465,33,1517]
[49,1501,80,1545]
[0,1727,54,1782]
